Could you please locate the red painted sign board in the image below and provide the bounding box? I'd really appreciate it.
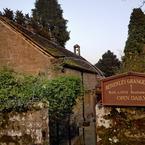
[102,72,145,106]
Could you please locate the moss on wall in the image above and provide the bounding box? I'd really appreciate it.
[0,107,49,145]
[96,105,145,145]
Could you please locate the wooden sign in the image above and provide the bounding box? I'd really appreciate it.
[102,72,145,106]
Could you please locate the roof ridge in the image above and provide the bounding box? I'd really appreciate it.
[0,16,102,75]
[0,16,62,58]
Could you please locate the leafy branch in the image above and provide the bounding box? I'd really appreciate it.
[0,68,81,119]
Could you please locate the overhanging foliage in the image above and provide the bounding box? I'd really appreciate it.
[0,68,81,118]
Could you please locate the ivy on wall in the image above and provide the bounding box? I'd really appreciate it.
[0,68,81,118]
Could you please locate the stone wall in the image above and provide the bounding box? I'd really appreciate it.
[0,105,49,145]
[96,104,145,145]
[65,68,98,90]
[0,20,54,77]
[83,73,98,91]
[65,68,98,145]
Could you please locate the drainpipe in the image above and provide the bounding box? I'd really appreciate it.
[73,44,85,144]
[81,71,85,145]
[68,115,71,145]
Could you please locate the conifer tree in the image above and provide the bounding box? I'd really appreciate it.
[32,0,70,47]
[121,8,145,73]
[24,14,31,25]
[15,10,25,26]
[3,8,14,20]
[124,8,145,55]
[95,50,120,77]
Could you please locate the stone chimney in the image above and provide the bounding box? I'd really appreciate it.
[74,44,80,56]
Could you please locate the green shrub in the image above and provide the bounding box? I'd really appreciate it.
[0,68,81,117]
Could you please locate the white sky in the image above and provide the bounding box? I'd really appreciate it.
[0,0,144,64]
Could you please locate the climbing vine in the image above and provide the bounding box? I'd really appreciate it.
[0,68,81,118]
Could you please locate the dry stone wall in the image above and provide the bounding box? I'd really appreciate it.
[96,104,145,145]
[0,104,49,145]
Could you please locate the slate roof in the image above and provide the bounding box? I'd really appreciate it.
[0,17,103,76]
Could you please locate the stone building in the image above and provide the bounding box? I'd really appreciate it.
[0,16,103,145]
